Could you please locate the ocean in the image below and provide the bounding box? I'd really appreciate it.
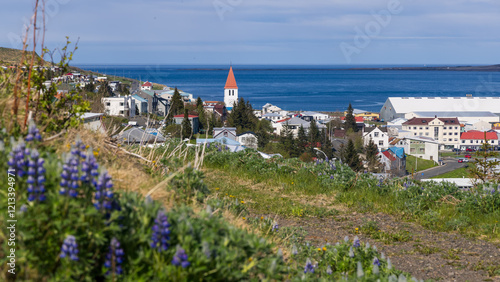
[75,64,500,113]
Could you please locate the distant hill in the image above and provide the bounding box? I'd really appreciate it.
[0,47,40,64]
[349,64,500,72]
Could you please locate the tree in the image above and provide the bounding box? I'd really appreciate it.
[366,139,381,172]
[169,87,184,118]
[280,122,298,158]
[227,97,258,133]
[308,119,320,145]
[181,109,192,140]
[297,125,308,154]
[255,119,273,148]
[321,138,334,160]
[345,139,362,171]
[469,134,500,185]
[344,103,357,132]
[196,102,208,134]
[196,96,203,108]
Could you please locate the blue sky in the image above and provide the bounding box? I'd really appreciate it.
[1,0,500,65]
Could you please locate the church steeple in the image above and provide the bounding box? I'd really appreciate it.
[224,66,238,110]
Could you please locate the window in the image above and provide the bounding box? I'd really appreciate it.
[119,111,124,114]
[434,127,439,138]
[454,133,458,135]
[443,133,447,135]
[379,140,384,146]
[470,140,473,144]
[425,133,429,136]
[414,133,417,136]
[410,148,416,153]
[106,102,110,106]
[419,127,423,130]
[120,102,124,106]
[462,140,465,143]
[455,127,458,130]
[419,148,425,153]
[414,127,417,130]
[224,132,228,137]
[454,139,458,142]
[374,132,379,137]
[443,127,447,130]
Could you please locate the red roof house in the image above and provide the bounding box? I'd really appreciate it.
[142,81,153,87]
[341,116,364,123]
[461,130,498,140]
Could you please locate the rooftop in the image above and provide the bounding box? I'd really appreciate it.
[460,130,498,140]
[224,66,238,89]
[385,97,500,114]
[403,117,460,126]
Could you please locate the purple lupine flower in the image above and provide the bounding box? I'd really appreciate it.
[60,235,79,261]
[353,236,360,248]
[373,257,380,266]
[27,149,46,202]
[80,151,99,184]
[172,247,190,268]
[8,141,28,177]
[150,211,171,252]
[272,223,279,232]
[25,122,42,142]
[105,238,124,275]
[330,175,334,180]
[60,154,80,197]
[303,258,315,274]
[93,171,119,215]
[326,265,333,275]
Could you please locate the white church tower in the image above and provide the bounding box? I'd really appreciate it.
[224,66,238,111]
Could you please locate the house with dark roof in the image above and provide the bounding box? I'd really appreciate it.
[363,127,389,151]
[460,130,499,150]
[402,117,461,149]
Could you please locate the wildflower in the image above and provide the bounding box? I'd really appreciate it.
[344,236,349,242]
[353,236,360,248]
[349,247,354,258]
[373,257,380,266]
[8,141,28,177]
[330,175,334,180]
[215,187,219,190]
[326,265,333,275]
[272,223,279,232]
[248,257,253,262]
[105,238,124,275]
[303,258,315,274]
[172,247,190,268]
[151,211,171,252]
[20,204,28,213]
[94,171,115,210]
[242,217,246,220]
[292,245,298,255]
[322,247,327,251]
[27,149,46,202]
[80,150,99,184]
[260,216,264,220]
[60,154,80,197]
[241,200,245,204]
[357,261,364,277]
[60,235,79,261]
[317,248,322,252]
[291,182,294,185]
[25,121,42,142]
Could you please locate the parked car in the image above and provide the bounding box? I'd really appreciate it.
[465,154,472,158]
[458,158,464,163]
[458,158,469,163]
[452,148,461,152]
[466,148,475,152]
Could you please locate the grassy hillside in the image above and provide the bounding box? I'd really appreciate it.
[0,46,40,64]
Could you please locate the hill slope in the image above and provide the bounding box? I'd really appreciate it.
[0,46,40,64]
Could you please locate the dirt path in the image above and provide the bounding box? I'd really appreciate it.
[274,213,500,281]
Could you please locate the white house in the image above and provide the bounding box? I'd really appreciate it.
[237,132,258,149]
[391,136,439,163]
[131,95,148,115]
[81,113,105,134]
[301,111,329,121]
[213,127,237,141]
[262,112,283,122]
[460,130,499,150]
[224,67,238,111]
[262,103,282,114]
[463,120,492,132]
[141,81,153,91]
[363,127,389,151]
[102,96,135,118]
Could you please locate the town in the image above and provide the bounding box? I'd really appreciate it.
[50,66,499,186]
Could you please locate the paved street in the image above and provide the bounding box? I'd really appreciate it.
[415,158,468,180]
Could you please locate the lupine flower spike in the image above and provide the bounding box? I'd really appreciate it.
[27,149,46,202]
[105,238,124,275]
[151,211,171,252]
[60,235,79,261]
[172,247,190,268]
[303,258,315,274]
[26,121,42,142]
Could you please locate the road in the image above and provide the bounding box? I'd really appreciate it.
[415,157,467,180]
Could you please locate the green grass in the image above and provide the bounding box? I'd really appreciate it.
[406,155,438,173]
[431,166,472,178]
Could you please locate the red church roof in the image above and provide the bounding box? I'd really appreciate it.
[461,130,498,140]
[224,66,238,89]
[142,81,153,87]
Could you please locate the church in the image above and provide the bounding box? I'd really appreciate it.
[224,66,238,111]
